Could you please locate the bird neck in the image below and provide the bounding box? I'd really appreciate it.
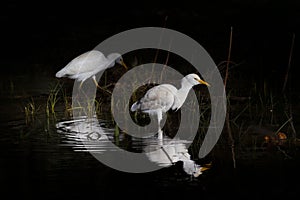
[106,60,116,68]
[106,53,119,68]
[176,79,194,108]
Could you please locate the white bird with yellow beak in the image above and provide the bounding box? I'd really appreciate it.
[131,73,210,139]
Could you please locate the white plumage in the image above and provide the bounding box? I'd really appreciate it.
[131,73,210,139]
[56,50,127,87]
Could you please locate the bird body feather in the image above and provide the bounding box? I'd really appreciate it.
[131,84,181,114]
[55,50,107,80]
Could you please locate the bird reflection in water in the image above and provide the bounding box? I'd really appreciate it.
[145,139,210,177]
[56,117,210,177]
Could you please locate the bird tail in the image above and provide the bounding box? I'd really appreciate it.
[55,68,67,78]
[130,101,140,112]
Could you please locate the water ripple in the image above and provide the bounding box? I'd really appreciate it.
[56,116,207,177]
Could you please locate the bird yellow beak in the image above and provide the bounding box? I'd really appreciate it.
[121,60,128,70]
[200,162,212,172]
[198,79,210,87]
[200,166,210,172]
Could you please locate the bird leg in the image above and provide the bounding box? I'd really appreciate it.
[158,129,163,140]
[92,75,111,95]
[92,75,101,88]
[157,110,163,140]
[79,81,84,89]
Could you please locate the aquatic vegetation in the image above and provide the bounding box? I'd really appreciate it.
[24,97,40,124]
[46,81,61,115]
[61,88,72,117]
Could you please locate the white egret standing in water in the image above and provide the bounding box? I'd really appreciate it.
[131,73,210,139]
[56,50,127,88]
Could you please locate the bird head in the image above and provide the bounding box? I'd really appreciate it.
[185,73,210,87]
[107,53,128,70]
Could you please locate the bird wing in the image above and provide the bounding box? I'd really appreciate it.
[159,84,181,111]
[61,50,107,75]
[139,84,177,112]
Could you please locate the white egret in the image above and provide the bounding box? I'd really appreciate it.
[55,50,127,88]
[131,73,210,139]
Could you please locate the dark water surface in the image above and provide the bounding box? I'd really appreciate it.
[0,74,299,200]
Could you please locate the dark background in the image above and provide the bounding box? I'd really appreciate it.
[1,1,300,199]
[2,1,300,79]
